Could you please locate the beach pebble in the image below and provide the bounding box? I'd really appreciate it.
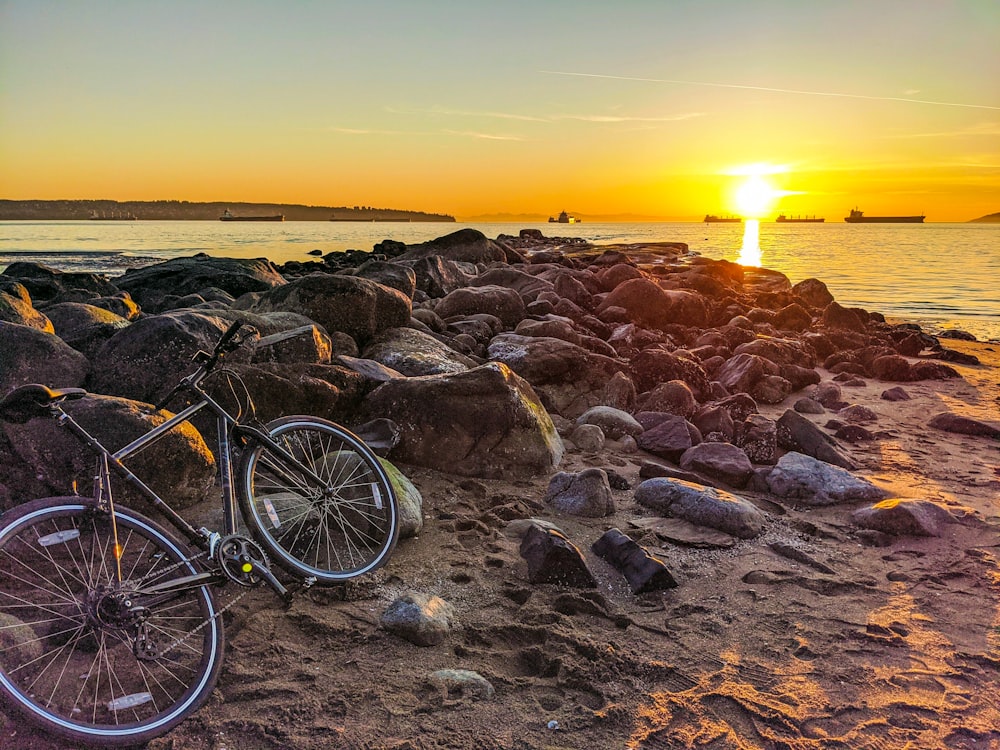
[880,386,911,401]
[380,593,455,647]
[591,528,678,593]
[428,669,495,701]
[837,404,878,424]
[793,397,825,414]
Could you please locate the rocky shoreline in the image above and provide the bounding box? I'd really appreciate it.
[2,227,999,749]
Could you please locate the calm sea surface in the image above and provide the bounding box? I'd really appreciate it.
[2,220,999,342]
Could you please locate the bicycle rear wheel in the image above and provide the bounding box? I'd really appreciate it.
[237,416,399,584]
[0,497,224,747]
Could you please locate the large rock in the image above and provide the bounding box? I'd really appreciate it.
[470,267,554,303]
[715,353,778,394]
[380,593,455,647]
[575,406,643,440]
[597,278,707,329]
[630,348,711,399]
[247,273,411,346]
[361,327,477,376]
[636,414,699,462]
[544,468,615,517]
[395,228,508,264]
[851,498,955,537]
[0,283,53,332]
[355,260,416,298]
[397,255,472,298]
[679,442,754,487]
[1,262,119,302]
[776,409,857,469]
[0,394,216,512]
[487,333,627,418]
[927,412,1000,438]
[733,337,816,368]
[88,312,244,403]
[363,362,564,478]
[435,285,527,329]
[116,254,286,308]
[0,322,89,395]
[634,478,765,539]
[766,452,884,505]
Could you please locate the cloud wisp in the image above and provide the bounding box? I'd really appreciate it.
[543,70,1000,111]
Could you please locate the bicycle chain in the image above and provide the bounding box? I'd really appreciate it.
[151,583,253,659]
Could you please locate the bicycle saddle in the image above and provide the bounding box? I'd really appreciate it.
[0,384,87,423]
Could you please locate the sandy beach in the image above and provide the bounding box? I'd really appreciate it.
[2,239,999,750]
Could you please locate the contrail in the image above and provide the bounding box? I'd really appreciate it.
[542,70,1000,111]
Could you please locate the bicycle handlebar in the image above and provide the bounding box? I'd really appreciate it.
[154,320,249,411]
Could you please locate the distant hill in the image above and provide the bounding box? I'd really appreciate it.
[969,212,1000,223]
[0,199,455,222]
[460,211,674,222]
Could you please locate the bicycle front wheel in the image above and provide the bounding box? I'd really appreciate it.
[0,498,224,747]
[237,416,399,584]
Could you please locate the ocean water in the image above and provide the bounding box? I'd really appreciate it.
[2,220,999,342]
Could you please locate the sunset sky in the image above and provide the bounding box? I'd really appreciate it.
[1,0,997,222]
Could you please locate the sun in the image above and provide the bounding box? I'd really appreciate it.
[725,163,789,218]
[734,175,779,218]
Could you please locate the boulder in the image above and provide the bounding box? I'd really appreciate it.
[822,301,866,332]
[0,394,216,512]
[398,255,473,298]
[116,254,286,309]
[597,278,708,329]
[591,528,678,593]
[88,312,245,404]
[1,262,119,302]
[0,283,53,332]
[927,412,1000,439]
[0,322,89,395]
[378,458,423,538]
[436,285,526,329]
[733,337,816,368]
[630,349,711,399]
[518,524,596,588]
[361,327,477,376]
[851,498,955,537]
[738,414,777,464]
[544,468,615,517]
[636,414,698,462]
[394,228,508,264]
[247,273,411,346]
[715,353,778,394]
[776,409,857,470]
[355,260,416,298]
[636,380,698,418]
[363,362,564,478]
[487,333,627,418]
[792,278,835,309]
[679,442,754,487]
[471,267,555,303]
[881,386,911,402]
[634,478,765,539]
[251,324,332,365]
[575,406,643,440]
[766,452,884,505]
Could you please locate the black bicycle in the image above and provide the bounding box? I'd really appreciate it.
[0,320,399,746]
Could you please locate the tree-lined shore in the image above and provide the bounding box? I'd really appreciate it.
[0,199,456,222]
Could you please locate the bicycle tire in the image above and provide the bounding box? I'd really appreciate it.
[237,416,399,584]
[0,497,224,747]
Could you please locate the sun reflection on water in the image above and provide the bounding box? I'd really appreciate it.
[737,219,762,266]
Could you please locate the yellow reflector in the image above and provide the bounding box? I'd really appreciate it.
[242,563,253,573]
[114,544,124,560]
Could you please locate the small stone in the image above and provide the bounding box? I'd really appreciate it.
[428,669,495,700]
[380,593,455,647]
[881,386,911,401]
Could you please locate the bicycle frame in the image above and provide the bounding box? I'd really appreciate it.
[51,374,328,599]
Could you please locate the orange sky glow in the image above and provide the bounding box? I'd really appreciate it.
[1,1,997,222]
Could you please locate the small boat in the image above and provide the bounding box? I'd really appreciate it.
[844,208,924,224]
[704,214,742,223]
[776,214,825,223]
[548,210,579,224]
[220,209,284,222]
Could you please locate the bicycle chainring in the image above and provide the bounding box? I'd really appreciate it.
[216,534,270,587]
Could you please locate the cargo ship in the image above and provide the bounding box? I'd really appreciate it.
[704,214,741,223]
[220,209,284,222]
[549,210,579,224]
[844,208,924,224]
[776,214,824,223]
